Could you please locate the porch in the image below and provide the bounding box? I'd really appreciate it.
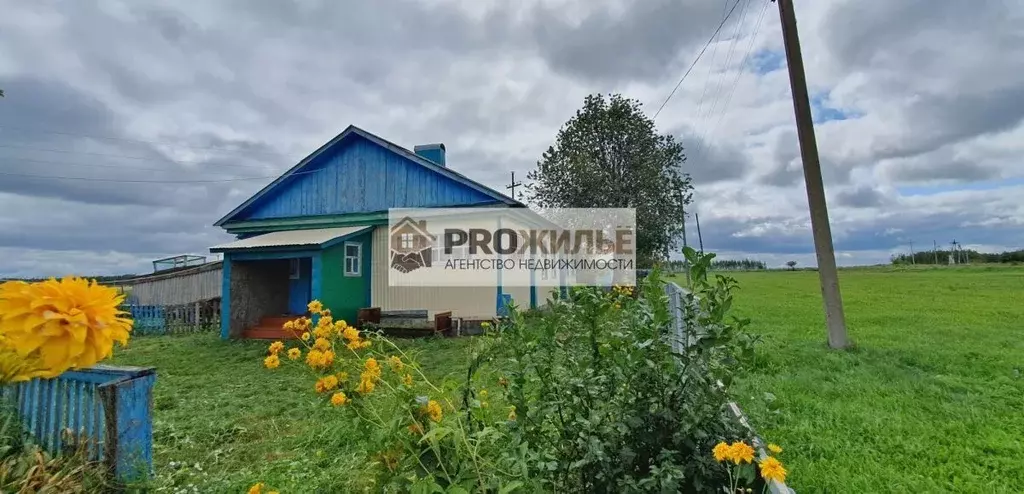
[211,226,374,339]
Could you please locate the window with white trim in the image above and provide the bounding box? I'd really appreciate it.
[400,233,415,250]
[344,242,362,276]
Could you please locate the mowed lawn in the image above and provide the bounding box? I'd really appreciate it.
[693,266,1024,493]
[111,265,1024,492]
[111,333,479,492]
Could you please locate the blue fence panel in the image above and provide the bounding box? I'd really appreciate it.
[1,365,156,482]
[125,304,167,335]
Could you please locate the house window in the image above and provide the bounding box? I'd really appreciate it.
[400,233,415,250]
[344,242,362,276]
[289,258,301,279]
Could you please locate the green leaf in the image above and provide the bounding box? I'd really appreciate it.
[498,481,525,494]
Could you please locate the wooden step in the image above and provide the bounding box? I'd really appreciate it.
[243,326,301,340]
[260,315,304,328]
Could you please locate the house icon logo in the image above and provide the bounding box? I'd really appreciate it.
[389,216,436,273]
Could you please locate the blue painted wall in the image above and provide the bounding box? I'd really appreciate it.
[237,136,495,221]
[288,258,312,315]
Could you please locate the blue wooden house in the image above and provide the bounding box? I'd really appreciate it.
[210,125,544,339]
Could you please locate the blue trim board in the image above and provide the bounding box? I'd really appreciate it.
[311,254,323,301]
[220,258,232,339]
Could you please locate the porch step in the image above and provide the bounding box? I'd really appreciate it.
[260,315,304,329]
[244,326,301,340]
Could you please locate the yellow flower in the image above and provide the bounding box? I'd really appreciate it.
[479,389,488,397]
[403,373,413,386]
[323,375,339,390]
[301,332,311,341]
[305,349,325,369]
[423,399,442,422]
[365,357,380,372]
[346,340,361,351]
[322,350,335,367]
[0,277,132,380]
[481,401,488,408]
[508,406,517,421]
[287,348,301,360]
[314,379,327,393]
[313,337,331,351]
[356,376,375,394]
[341,326,360,343]
[283,320,295,331]
[767,443,783,454]
[480,321,491,329]
[388,355,404,372]
[358,340,371,349]
[307,300,324,314]
[712,442,731,462]
[263,354,280,369]
[268,341,285,355]
[336,371,349,382]
[248,483,264,494]
[330,391,349,406]
[729,442,755,464]
[759,456,787,483]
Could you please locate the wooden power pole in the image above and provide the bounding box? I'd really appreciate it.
[775,0,849,349]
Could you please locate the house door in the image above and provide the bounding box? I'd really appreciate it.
[288,258,312,315]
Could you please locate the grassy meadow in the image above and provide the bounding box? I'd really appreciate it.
[110,264,1024,492]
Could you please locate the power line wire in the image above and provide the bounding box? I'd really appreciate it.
[693,0,755,160]
[0,168,322,184]
[0,125,293,159]
[652,0,744,120]
[691,0,733,133]
[704,0,771,148]
[0,143,283,170]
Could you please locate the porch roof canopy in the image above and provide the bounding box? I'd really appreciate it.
[210,226,372,253]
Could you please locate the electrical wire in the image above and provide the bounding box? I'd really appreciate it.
[0,168,322,184]
[652,0,745,120]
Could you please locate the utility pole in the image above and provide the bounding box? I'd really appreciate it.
[506,171,522,201]
[909,241,915,265]
[775,0,849,349]
[681,200,692,286]
[933,240,939,265]
[694,212,705,256]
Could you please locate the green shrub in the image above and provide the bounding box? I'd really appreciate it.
[487,248,760,492]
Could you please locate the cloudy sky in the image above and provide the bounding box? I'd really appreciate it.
[1,0,1022,277]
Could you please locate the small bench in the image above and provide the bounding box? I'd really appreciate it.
[357,308,452,338]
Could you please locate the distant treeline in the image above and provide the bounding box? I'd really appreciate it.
[664,258,767,271]
[0,273,139,283]
[891,248,1024,265]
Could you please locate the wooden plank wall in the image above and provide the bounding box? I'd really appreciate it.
[113,261,222,306]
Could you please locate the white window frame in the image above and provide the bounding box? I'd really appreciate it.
[400,233,415,250]
[289,258,301,280]
[344,242,362,277]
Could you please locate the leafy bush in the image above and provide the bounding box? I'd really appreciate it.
[257,249,781,492]
[0,405,108,493]
[489,250,759,492]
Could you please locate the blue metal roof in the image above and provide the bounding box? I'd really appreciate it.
[214,126,524,227]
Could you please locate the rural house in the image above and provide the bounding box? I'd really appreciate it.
[210,125,554,339]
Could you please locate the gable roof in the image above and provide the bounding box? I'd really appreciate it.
[214,125,524,227]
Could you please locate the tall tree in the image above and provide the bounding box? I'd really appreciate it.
[526,94,692,266]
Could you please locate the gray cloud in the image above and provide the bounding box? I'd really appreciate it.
[0,0,1022,276]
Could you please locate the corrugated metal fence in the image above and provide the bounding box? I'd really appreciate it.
[664,281,794,494]
[1,365,156,482]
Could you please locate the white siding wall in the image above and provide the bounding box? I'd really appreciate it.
[371,226,496,317]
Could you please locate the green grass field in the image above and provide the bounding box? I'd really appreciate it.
[111,265,1024,492]
[688,265,1024,493]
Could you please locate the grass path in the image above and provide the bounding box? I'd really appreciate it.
[680,266,1024,493]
